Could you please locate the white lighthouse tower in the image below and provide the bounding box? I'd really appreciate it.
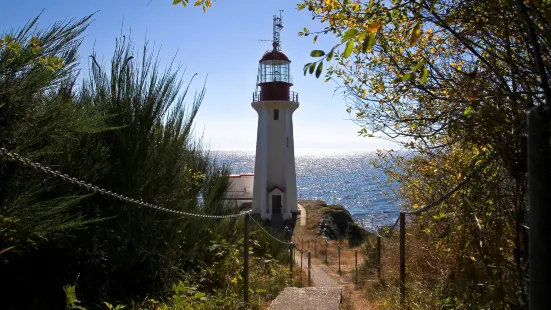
[252,12,299,227]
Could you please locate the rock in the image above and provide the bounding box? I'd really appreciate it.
[317,205,365,245]
[319,213,342,240]
[347,222,364,247]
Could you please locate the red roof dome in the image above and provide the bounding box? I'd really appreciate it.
[259,42,290,62]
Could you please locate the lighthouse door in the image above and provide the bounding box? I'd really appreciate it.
[272,195,282,214]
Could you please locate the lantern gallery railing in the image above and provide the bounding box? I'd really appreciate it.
[252,91,299,103]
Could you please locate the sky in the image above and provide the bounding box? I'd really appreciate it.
[1,0,399,154]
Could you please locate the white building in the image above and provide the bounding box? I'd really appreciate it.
[251,42,299,222]
[225,173,254,209]
[223,13,299,227]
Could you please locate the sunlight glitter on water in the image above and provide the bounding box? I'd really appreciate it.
[213,151,401,230]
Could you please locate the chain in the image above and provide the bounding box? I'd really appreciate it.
[247,213,292,245]
[0,147,246,219]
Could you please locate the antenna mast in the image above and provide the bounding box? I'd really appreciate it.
[273,10,284,51]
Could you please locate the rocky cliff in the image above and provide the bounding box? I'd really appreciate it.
[317,204,365,247]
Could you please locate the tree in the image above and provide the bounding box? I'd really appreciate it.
[298,0,550,307]
[172,0,215,13]
[169,0,548,306]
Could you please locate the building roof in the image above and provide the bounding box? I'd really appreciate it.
[269,186,285,193]
[260,43,290,62]
[229,173,255,178]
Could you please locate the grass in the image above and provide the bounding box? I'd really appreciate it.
[294,201,370,286]
[293,201,380,309]
[293,200,452,309]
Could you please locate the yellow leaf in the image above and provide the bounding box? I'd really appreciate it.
[194,0,202,6]
[469,256,477,261]
[409,23,422,47]
[413,204,419,209]
[367,20,382,34]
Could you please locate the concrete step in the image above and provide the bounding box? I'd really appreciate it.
[269,287,342,310]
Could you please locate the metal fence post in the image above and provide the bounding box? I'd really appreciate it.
[289,243,294,282]
[325,239,328,265]
[355,249,358,284]
[528,105,551,310]
[302,237,304,249]
[284,226,289,242]
[338,246,341,275]
[244,214,249,304]
[308,251,312,287]
[300,250,303,272]
[376,236,381,279]
[314,239,317,257]
[399,212,406,306]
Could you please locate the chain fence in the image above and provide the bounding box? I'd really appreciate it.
[0,147,246,219]
[0,146,301,304]
[286,148,505,295]
[4,109,546,307]
[285,117,538,305]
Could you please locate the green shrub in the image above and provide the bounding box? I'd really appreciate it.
[0,15,239,308]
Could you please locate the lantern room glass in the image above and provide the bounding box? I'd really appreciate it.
[258,60,292,84]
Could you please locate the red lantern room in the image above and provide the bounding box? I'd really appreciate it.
[253,13,298,103]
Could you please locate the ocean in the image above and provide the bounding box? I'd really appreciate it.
[213,151,401,230]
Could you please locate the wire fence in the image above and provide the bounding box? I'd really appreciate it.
[291,230,373,287]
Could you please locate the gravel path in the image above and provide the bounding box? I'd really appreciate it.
[298,203,307,226]
[294,250,340,288]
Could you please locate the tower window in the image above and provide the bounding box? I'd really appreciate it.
[274,109,279,120]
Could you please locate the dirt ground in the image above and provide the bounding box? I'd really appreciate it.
[294,200,379,310]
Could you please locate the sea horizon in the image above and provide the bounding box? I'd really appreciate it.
[213,150,402,231]
[210,148,394,156]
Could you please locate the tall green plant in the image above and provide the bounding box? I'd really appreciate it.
[67,35,237,305]
[1,16,238,308]
[0,14,114,309]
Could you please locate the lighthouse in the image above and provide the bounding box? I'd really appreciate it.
[251,12,299,227]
